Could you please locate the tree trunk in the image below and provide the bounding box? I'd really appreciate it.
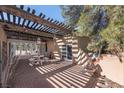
[115,48,123,63]
[98,45,103,57]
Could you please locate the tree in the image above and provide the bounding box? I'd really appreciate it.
[76,6,108,56]
[60,5,83,29]
[61,5,124,62]
[100,6,124,62]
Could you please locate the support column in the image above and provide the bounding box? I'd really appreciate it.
[0,25,8,87]
[72,36,79,64]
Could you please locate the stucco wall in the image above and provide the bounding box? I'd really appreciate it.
[78,36,90,51]
[47,35,73,60]
[0,26,7,41]
[47,39,61,59]
[47,35,90,64]
[72,36,90,64]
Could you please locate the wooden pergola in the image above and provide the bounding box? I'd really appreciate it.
[0,5,72,41]
[0,5,74,88]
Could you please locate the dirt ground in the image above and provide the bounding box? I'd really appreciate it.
[99,54,124,86]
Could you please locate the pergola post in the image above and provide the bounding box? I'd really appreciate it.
[0,26,8,87]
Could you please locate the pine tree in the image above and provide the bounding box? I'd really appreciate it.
[60,5,83,29]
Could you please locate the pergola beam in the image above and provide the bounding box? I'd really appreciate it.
[0,21,62,38]
[0,11,4,20]
[0,5,72,34]
[18,17,21,25]
[7,13,10,23]
[6,31,52,41]
[13,15,16,24]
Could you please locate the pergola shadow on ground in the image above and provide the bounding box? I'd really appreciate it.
[9,60,99,88]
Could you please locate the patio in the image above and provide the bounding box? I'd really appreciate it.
[7,57,123,88]
[9,59,99,88]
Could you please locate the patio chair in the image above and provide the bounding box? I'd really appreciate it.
[29,58,35,66]
[29,56,42,66]
[43,57,49,63]
[96,76,110,88]
[81,62,96,74]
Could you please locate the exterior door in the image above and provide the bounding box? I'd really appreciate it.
[67,45,72,60]
[61,45,72,60]
[61,45,66,60]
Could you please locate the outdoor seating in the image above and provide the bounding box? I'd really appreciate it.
[81,62,96,74]
[96,76,110,88]
[29,55,44,66]
[81,55,98,74]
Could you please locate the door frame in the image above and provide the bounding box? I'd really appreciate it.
[60,44,72,61]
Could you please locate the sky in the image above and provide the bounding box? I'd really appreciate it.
[0,5,65,28]
[24,5,64,22]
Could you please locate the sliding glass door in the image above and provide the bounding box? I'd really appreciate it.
[67,45,72,60]
[61,44,72,60]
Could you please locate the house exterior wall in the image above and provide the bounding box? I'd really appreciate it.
[78,36,90,50]
[0,26,7,42]
[47,35,90,64]
[72,36,90,65]
[47,39,61,59]
[47,35,72,60]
